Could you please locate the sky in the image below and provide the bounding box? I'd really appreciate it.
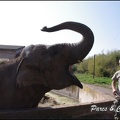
[0,1,120,58]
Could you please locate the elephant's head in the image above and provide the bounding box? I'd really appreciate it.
[16,21,94,90]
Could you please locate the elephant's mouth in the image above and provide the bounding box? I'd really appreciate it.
[68,65,83,89]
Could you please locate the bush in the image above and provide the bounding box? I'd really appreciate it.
[75,50,120,78]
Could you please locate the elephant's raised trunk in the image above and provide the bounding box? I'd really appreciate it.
[41,21,94,64]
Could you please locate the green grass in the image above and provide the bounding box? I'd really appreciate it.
[75,73,112,87]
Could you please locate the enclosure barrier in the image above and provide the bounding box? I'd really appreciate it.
[0,100,114,119]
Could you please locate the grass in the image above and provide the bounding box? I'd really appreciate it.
[74,73,112,88]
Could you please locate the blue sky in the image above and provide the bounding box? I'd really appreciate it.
[0,1,120,58]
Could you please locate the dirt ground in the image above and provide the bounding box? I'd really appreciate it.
[38,92,80,108]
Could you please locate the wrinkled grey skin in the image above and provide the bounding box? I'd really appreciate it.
[0,21,94,110]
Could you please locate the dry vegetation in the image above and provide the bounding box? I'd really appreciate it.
[0,58,9,64]
[38,92,79,108]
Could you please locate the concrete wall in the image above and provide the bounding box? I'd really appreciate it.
[79,84,114,103]
[52,83,114,103]
[52,85,79,100]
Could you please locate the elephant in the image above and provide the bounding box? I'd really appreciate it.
[0,21,94,110]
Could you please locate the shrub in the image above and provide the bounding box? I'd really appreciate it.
[75,50,120,78]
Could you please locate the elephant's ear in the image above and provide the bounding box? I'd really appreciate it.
[16,57,48,88]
